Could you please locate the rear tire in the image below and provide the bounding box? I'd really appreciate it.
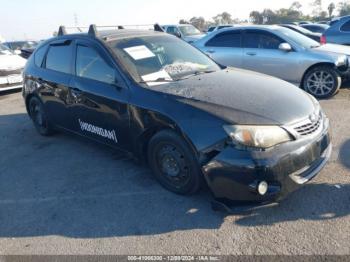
[28,96,54,136]
[303,66,341,99]
[147,130,202,195]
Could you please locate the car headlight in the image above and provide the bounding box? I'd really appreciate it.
[223,125,292,149]
[335,55,348,66]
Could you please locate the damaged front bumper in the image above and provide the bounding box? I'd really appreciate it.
[202,120,331,204]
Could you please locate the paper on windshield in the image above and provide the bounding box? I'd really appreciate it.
[124,45,155,60]
[141,70,172,86]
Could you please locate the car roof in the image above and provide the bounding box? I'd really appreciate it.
[214,25,283,31]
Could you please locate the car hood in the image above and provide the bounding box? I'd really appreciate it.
[149,68,316,125]
[312,43,350,56]
[0,53,26,70]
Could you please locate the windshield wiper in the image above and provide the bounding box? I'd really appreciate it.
[139,77,174,84]
[177,70,216,81]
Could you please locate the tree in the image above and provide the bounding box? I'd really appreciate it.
[189,17,206,31]
[290,1,302,10]
[338,1,350,16]
[179,19,189,24]
[328,2,336,18]
[311,0,323,17]
[213,12,233,25]
[249,11,264,24]
[262,9,278,24]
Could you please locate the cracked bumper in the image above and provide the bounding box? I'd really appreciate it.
[202,123,331,203]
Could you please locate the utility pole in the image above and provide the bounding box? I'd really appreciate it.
[74,13,78,27]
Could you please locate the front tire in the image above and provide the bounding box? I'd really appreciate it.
[28,96,54,136]
[148,130,202,195]
[303,66,341,99]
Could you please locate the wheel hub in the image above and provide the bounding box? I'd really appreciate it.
[161,154,180,177]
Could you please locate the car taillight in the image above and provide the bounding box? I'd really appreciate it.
[320,35,327,45]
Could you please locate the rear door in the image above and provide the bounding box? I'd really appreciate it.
[203,30,243,67]
[68,39,130,150]
[242,29,300,82]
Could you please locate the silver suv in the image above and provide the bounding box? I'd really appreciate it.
[194,25,350,98]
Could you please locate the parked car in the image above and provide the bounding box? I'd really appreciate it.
[322,16,350,45]
[280,24,321,42]
[317,21,330,25]
[3,41,39,59]
[299,21,313,25]
[300,23,329,33]
[207,25,234,34]
[0,43,26,92]
[22,24,331,206]
[162,24,205,43]
[194,25,350,98]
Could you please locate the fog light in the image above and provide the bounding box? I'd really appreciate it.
[258,181,268,195]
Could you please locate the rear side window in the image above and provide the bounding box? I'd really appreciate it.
[76,45,115,84]
[45,42,73,74]
[244,31,283,49]
[206,31,241,47]
[34,46,47,67]
[341,20,350,32]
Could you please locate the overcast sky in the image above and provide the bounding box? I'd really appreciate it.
[0,0,344,41]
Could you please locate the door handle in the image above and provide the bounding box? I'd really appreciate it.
[246,52,257,56]
[206,50,216,54]
[71,87,82,94]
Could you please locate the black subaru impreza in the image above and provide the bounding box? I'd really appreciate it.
[22,25,331,205]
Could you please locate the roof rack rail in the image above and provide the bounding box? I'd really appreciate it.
[56,23,165,38]
[58,26,67,36]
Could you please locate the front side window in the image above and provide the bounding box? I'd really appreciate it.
[341,20,350,32]
[108,35,220,84]
[76,45,115,84]
[45,42,73,74]
[244,31,282,49]
[206,31,241,47]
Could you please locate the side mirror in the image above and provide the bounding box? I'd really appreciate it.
[279,43,292,52]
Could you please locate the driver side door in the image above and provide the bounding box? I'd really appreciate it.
[68,39,131,150]
[242,29,301,83]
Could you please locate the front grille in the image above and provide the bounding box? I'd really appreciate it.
[294,114,322,136]
[0,68,22,77]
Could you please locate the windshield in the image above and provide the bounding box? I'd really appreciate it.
[0,44,14,55]
[109,35,220,84]
[178,25,202,36]
[277,27,320,48]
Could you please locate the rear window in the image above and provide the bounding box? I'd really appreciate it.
[341,20,350,32]
[45,42,73,74]
[206,31,241,47]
